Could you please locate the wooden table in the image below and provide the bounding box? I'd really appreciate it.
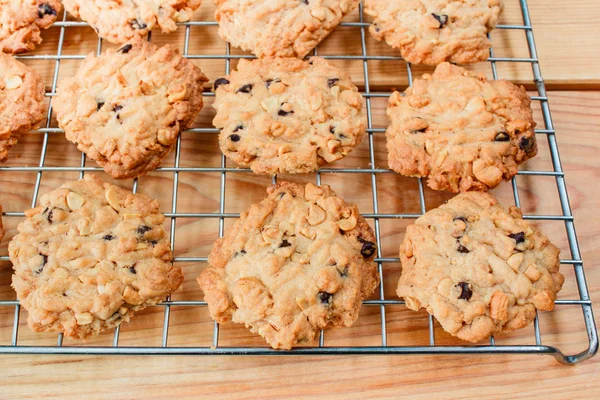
[2,1,600,398]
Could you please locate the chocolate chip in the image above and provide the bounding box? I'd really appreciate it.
[136,225,151,235]
[495,132,510,142]
[432,13,449,28]
[38,4,57,18]
[150,240,158,246]
[330,126,335,134]
[233,125,243,133]
[457,244,470,253]
[213,78,230,90]
[265,78,280,88]
[318,292,332,305]
[41,255,48,267]
[103,234,115,241]
[357,237,376,258]
[508,231,525,244]
[129,265,137,274]
[130,19,147,29]
[279,239,292,248]
[278,109,294,116]
[237,84,253,94]
[96,101,105,111]
[234,249,247,257]
[457,282,472,300]
[46,208,54,224]
[327,78,339,88]
[113,105,123,113]
[302,0,309,4]
[229,134,240,142]
[519,137,535,152]
[118,44,132,54]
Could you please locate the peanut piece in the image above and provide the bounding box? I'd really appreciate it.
[490,291,509,321]
[66,192,85,211]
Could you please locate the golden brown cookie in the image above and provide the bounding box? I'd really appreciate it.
[9,175,183,339]
[198,182,379,349]
[214,0,359,58]
[397,192,564,342]
[365,0,503,65]
[62,0,201,44]
[386,62,537,193]
[213,57,366,174]
[54,42,208,179]
[0,0,62,54]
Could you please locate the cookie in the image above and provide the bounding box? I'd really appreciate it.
[0,53,46,162]
[54,41,208,179]
[9,174,183,339]
[397,192,564,343]
[386,62,537,193]
[365,0,503,65]
[62,0,201,44]
[0,0,62,54]
[198,182,379,349]
[214,0,359,58]
[213,57,367,174]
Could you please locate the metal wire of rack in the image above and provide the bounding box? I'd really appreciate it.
[0,0,597,364]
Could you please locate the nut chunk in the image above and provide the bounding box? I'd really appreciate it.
[198,181,379,349]
[9,175,183,339]
[397,192,564,343]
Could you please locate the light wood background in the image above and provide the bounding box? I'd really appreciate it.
[1,1,600,398]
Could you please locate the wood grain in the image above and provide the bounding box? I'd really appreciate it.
[1,1,600,398]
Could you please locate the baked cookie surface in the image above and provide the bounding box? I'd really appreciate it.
[54,41,208,179]
[198,182,379,349]
[386,62,536,193]
[0,53,45,162]
[62,0,201,44]
[213,57,366,174]
[365,0,503,65]
[397,192,564,343]
[0,0,62,53]
[214,0,359,58]
[9,175,183,339]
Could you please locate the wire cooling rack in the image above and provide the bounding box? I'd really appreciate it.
[0,0,597,364]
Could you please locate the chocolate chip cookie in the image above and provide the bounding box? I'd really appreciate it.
[54,41,208,179]
[397,192,564,343]
[386,62,537,193]
[62,0,201,44]
[198,182,379,349]
[9,174,183,339]
[214,0,359,58]
[0,0,62,54]
[1,53,46,162]
[213,57,367,174]
[365,0,503,65]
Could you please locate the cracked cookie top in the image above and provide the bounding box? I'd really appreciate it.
[386,62,536,193]
[54,41,208,179]
[198,181,379,349]
[213,57,366,174]
[9,175,183,339]
[397,192,564,343]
